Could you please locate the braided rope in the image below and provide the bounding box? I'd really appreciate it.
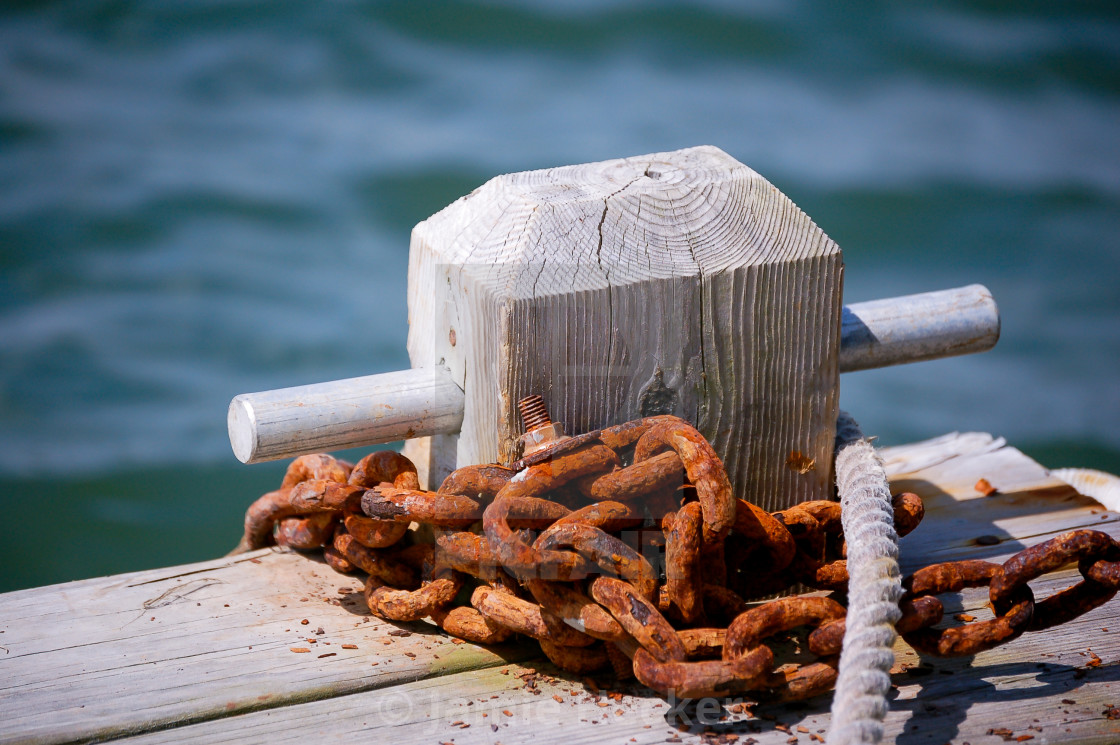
[826,412,903,745]
[1051,467,1120,512]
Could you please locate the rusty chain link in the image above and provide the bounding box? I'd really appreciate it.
[236,411,1120,703]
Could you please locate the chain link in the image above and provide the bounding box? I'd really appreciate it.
[236,414,1120,702]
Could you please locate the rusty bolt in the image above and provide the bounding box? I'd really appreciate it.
[517,395,567,457]
[518,395,552,431]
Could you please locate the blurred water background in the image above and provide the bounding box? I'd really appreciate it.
[1,0,1118,592]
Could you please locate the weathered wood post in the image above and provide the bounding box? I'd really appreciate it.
[403,145,843,511]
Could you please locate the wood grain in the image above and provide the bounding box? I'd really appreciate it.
[404,146,842,508]
[880,432,1118,572]
[0,550,533,745]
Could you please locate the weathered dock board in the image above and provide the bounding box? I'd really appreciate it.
[1,432,1117,745]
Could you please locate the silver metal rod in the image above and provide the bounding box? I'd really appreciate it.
[838,284,999,372]
[228,366,464,464]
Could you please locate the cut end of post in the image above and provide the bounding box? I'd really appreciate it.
[228,395,258,464]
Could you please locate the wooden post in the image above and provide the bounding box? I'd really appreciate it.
[226,288,996,465]
[403,146,842,511]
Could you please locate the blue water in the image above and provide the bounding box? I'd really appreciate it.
[2,1,1118,592]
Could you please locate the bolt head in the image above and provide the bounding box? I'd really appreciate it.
[519,422,566,456]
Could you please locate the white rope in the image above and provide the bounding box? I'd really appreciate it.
[826,412,903,745]
[1051,467,1120,512]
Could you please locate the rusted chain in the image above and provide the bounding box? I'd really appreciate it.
[322,543,355,574]
[281,453,351,489]
[237,410,1119,705]
[584,451,686,502]
[361,487,484,528]
[333,529,419,589]
[436,464,515,498]
[348,450,418,490]
[435,531,503,579]
[535,522,658,601]
[538,638,609,674]
[235,451,416,554]
[728,498,797,572]
[725,597,847,660]
[633,419,735,541]
[431,604,514,644]
[990,529,1119,631]
[891,492,924,538]
[815,594,944,656]
[663,502,704,623]
[902,560,1034,656]
[345,451,419,549]
[701,584,751,624]
[275,512,336,551]
[289,480,365,513]
[525,579,629,642]
[590,576,687,663]
[343,514,408,549]
[471,586,596,647]
[632,645,774,699]
[365,568,463,622]
[236,453,353,552]
[536,501,643,537]
[273,454,354,551]
[678,627,726,659]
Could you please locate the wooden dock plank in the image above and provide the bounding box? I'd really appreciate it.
[881,435,1119,571]
[115,570,1120,745]
[0,549,533,745]
[1,431,1118,744]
